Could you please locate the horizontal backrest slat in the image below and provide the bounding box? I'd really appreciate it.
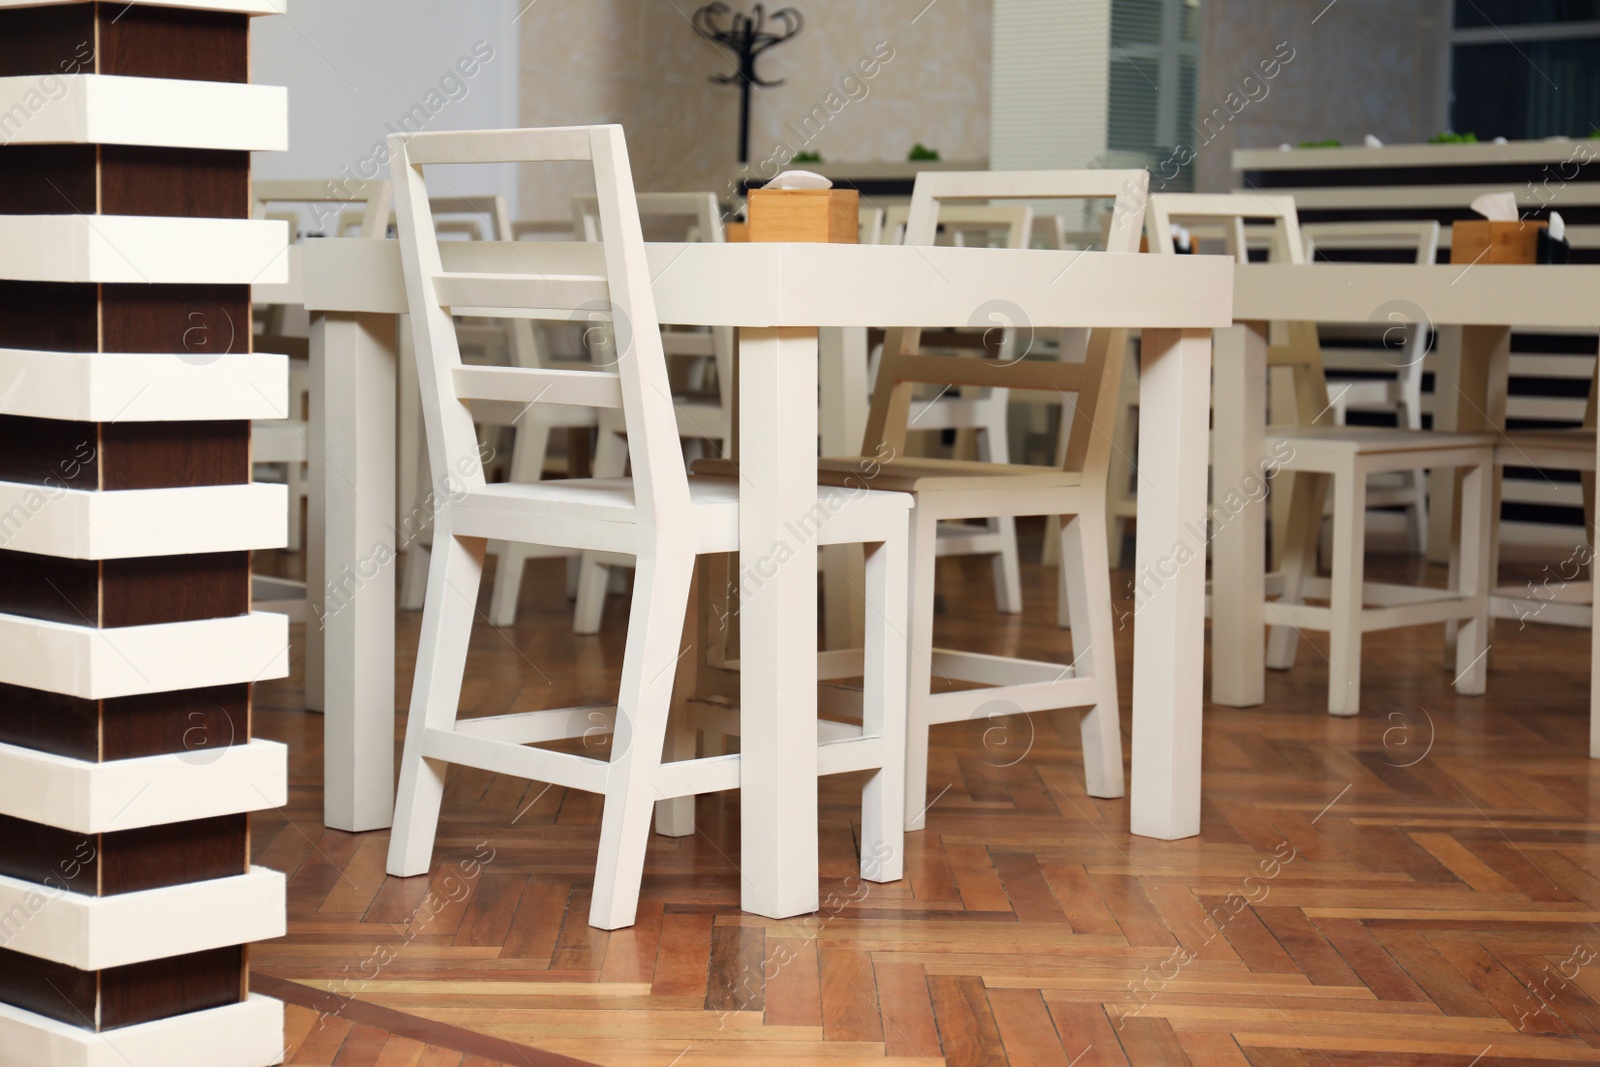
[452,365,623,409]
[433,272,609,313]
[400,127,594,166]
[894,354,1087,393]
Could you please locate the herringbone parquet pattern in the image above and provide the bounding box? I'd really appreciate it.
[252,524,1600,1066]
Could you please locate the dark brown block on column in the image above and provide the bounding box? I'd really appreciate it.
[0,682,250,762]
[0,3,247,83]
[0,812,248,895]
[0,945,245,1031]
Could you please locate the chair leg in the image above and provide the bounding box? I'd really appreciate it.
[285,459,305,553]
[574,425,630,634]
[589,548,695,930]
[1405,467,1429,557]
[655,557,704,838]
[979,413,1023,615]
[1061,505,1126,799]
[488,423,552,627]
[1327,465,1367,716]
[398,423,433,612]
[387,526,487,878]
[1453,457,1493,696]
[1267,472,1325,671]
[991,515,1024,615]
[904,509,939,832]
[859,535,907,881]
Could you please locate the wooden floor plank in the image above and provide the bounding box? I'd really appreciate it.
[248,536,1600,1067]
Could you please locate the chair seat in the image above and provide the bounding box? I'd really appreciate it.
[815,457,1082,494]
[1502,428,1596,451]
[1499,428,1597,471]
[461,475,907,553]
[1269,426,1496,456]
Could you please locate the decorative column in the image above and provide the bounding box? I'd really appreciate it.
[0,2,291,1064]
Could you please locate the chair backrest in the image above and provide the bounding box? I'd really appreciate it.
[1148,193,1335,422]
[1145,192,1305,264]
[859,206,885,245]
[253,178,392,239]
[389,126,688,523]
[862,170,1148,482]
[574,191,724,244]
[1301,221,1440,401]
[882,203,1033,250]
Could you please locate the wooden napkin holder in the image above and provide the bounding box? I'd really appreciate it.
[747,187,859,243]
[1451,219,1546,264]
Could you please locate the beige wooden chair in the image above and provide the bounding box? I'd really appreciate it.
[1149,194,1495,716]
[700,169,1149,828]
[878,201,1035,615]
[386,124,913,929]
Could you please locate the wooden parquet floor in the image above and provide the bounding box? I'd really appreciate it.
[252,522,1600,1066]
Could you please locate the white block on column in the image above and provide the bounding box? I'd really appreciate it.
[0,739,288,834]
[0,867,285,970]
[0,481,288,559]
[0,350,289,423]
[0,994,285,1067]
[0,216,289,285]
[0,75,286,151]
[0,611,289,700]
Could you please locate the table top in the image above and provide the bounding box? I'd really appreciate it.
[266,238,1234,331]
[1232,262,1600,329]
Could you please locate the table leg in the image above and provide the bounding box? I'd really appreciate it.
[314,311,399,833]
[306,330,326,714]
[1441,326,1510,655]
[1211,323,1268,708]
[1428,326,1468,566]
[1130,328,1211,841]
[820,326,869,650]
[738,326,821,918]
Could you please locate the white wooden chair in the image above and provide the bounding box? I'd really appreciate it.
[567,192,737,633]
[1148,194,1495,716]
[385,125,913,929]
[718,169,1149,829]
[1303,221,1440,555]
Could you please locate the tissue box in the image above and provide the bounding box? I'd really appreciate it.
[747,188,859,243]
[1451,220,1546,265]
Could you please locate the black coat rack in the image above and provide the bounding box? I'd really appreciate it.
[692,2,803,163]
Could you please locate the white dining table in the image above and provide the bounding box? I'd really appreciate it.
[264,238,1233,918]
[1213,263,1600,755]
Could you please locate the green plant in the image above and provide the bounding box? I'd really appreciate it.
[1298,138,1341,148]
[792,149,823,163]
[908,142,941,162]
[1589,128,1600,138]
[1429,130,1478,144]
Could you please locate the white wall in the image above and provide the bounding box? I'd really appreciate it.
[252,0,521,224]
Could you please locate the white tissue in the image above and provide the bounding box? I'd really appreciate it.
[1470,192,1519,222]
[1364,134,1383,148]
[767,170,832,191]
[1493,137,1508,145]
[1278,143,1292,151]
[1550,211,1566,242]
